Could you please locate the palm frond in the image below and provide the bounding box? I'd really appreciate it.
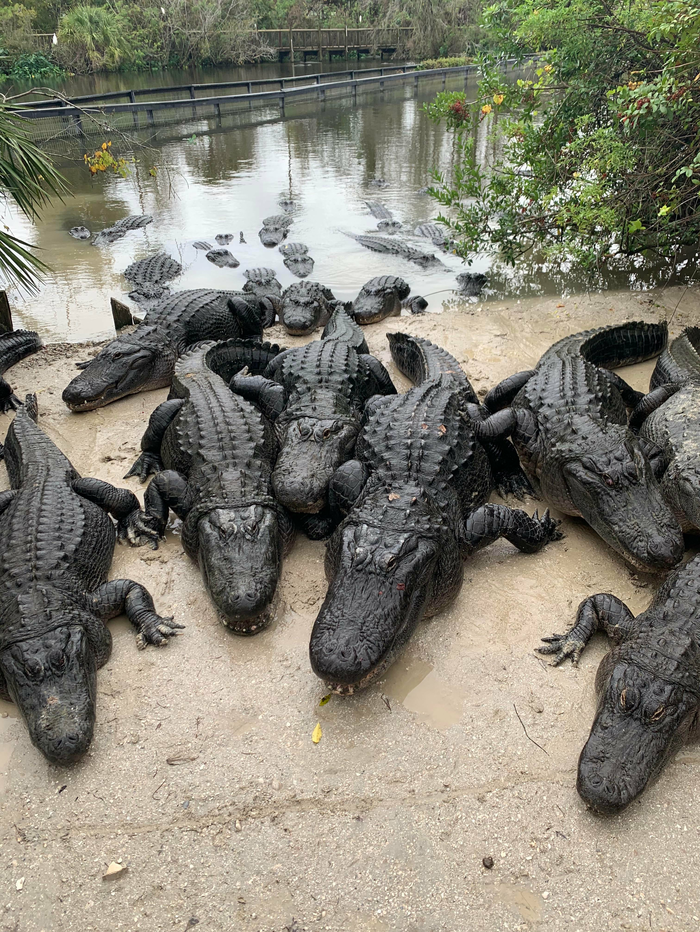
[0,229,49,294]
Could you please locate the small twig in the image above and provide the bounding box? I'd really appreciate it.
[513,703,549,756]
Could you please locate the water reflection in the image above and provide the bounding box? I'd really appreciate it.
[8,71,697,342]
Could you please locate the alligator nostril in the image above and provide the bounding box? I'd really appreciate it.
[589,774,602,787]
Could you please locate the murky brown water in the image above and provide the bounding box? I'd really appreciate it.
[5,64,696,342]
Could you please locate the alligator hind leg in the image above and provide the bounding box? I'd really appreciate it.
[483,370,536,413]
[462,503,562,557]
[599,368,645,409]
[537,593,636,665]
[92,579,184,649]
[629,383,682,431]
[123,470,192,549]
[230,372,286,421]
[72,478,141,520]
[125,398,184,481]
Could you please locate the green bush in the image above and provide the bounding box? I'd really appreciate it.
[417,56,471,69]
[0,4,35,54]
[5,51,64,80]
[57,5,125,72]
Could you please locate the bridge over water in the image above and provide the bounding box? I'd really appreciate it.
[256,27,412,61]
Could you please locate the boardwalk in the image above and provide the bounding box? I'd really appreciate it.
[257,27,412,61]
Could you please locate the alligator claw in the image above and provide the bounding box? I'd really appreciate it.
[117,508,162,549]
[136,613,184,649]
[124,452,163,482]
[536,630,586,665]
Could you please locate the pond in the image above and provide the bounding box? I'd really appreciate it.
[6,62,694,342]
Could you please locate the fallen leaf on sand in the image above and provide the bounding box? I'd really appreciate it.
[312,722,322,744]
[319,694,331,707]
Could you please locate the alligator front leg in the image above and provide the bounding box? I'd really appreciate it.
[0,489,17,515]
[0,377,22,414]
[229,371,286,421]
[462,503,562,557]
[466,405,534,499]
[72,478,141,520]
[629,383,682,431]
[537,593,636,665]
[92,579,184,649]
[483,370,536,413]
[124,470,192,548]
[329,459,369,516]
[359,354,397,397]
[125,397,184,481]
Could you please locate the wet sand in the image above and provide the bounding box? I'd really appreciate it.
[1,283,699,931]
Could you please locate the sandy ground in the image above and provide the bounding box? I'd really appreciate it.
[1,284,700,932]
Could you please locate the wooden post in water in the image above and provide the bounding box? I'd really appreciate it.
[0,291,13,333]
[318,22,323,62]
[111,298,133,330]
[289,27,294,66]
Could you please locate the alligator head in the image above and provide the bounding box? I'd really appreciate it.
[662,457,700,531]
[309,494,456,692]
[561,426,683,572]
[281,295,326,335]
[0,624,106,764]
[577,655,699,813]
[272,411,359,513]
[352,286,401,325]
[195,505,282,634]
[62,329,174,411]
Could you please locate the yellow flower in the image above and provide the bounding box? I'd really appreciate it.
[544,64,552,73]
[493,93,505,105]
[101,142,107,150]
[481,104,492,115]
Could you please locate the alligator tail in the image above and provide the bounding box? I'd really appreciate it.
[548,321,668,368]
[205,338,284,382]
[23,393,38,421]
[387,332,474,396]
[650,326,700,389]
[0,330,41,375]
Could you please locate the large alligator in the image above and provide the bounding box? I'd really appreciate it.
[243,268,282,326]
[0,330,42,415]
[352,276,410,325]
[93,214,152,246]
[259,215,292,247]
[125,341,292,633]
[350,233,443,268]
[123,253,182,309]
[225,305,396,523]
[0,396,179,764]
[538,553,700,812]
[629,327,700,531]
[468,322,684,572]
[278,281,335,336]
[309,332,560,692]
[62,290,266,412]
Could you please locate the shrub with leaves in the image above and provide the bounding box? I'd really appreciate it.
[83,141,133,178]
[416,56,472,70]
[427,0,700,269]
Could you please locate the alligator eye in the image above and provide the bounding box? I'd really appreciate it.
[24,658,43,679]
[323,428,332,440]
[620,688,627,709]
[112,352,123,360]
[383,554,397,570]
[650,705,666,722]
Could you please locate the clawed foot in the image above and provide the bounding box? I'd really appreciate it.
[496,469,535,501]
[124,452,163,482]
[537,627,587,665]
[135,613,185,649]
[0,393,22,414]
[118,508,162,549]
[534,508,564,546]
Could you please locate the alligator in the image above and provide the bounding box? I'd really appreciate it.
[321,303,368,354]
[93,215,152,246]
[352,276,411,325]
[279,198,296,212]
[206,248,240,268]
[0,330,42,416]
[309,332,561,692]
[468,322,685,572]
[243,268,282,326]
[0,395,180,764]
[456,272,487,297]
[415,223,447,249]
[259,215,292,248]
[215,233,234,245]
[538,552,700,812]
[365,202,401,233]
[280,242,314,278]
[123,254,182,308]
[350,234,443,269]
[124,341,292,634]
[193,241,212,251]
[69,226,91,240]
[62,290,265,412]
[629,327,700,531]
[278,281,335,336]
[369,179,389,188]
[225,306,396,522]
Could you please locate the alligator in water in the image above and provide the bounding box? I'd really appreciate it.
[352,276,411,325]
[225,305,396,524]
[93,215,152,246]
[278,281,335,336]
[456,272,487,297]
[259,215,292,248]
[350,234,443,268]
[123,253,182,308]
[0,330,42,415]
[0,396,180,764]
[279,243,314,278]
[62,290,265,412]
[468,322,684,572]
[69,226,91,240]
[206,248,239,268]
[125,341,292,634]
[215,233,233,245]
[309,332,560,693]
[630,327,700,531]
[415,223,447,249]
[538,552,700,812]
[365,202,401,233]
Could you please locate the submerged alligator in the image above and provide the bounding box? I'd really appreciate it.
[309,332,560,692]
[538,553,700,812]
[278,282,335,336]
[350,234,442,269]
[225,304,396,525]
[123,253,182,309]
[125,341,292,634]
[62,290,266,412]
[0,396,179,764]
[93,214,152,247]
[468,322,684,572]
[206,248,239,268]
[0,330,42,415]
[352,276,411,325]
[280,243,314,278]
[259,215,292,248]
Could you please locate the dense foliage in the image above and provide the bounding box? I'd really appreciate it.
[427,0,700,268]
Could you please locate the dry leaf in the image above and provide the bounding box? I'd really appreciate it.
[166,754,198,765]
[388,492,400,501]
[438,424,447,434]
[319,694,331,707]
[556,303,565,307]
[312,722,322,744]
